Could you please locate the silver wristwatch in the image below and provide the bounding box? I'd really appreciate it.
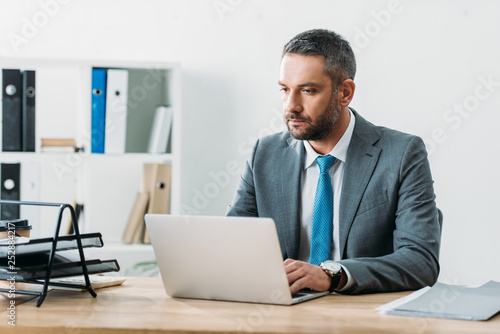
[319,260,343,292]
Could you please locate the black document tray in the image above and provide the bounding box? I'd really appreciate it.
[0,258,119,281]
[0,200,99,306]
[0,233,103,257]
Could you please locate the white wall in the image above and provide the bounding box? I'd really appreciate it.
[1,0,499,285]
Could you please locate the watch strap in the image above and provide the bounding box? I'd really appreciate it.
[329,272,342,292]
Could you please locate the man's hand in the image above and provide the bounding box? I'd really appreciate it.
[284,259,331,294]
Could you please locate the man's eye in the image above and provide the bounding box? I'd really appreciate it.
[280,87,289,93]
[303,89,315,94]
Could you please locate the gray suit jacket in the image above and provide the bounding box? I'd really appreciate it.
[227,109,441,294]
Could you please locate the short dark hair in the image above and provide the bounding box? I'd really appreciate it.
[282,29,356,83]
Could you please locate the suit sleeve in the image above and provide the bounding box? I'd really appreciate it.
[226,139,260,217]
[338,136,441,294]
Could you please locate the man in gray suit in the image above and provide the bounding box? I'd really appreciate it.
[227,29,440,295]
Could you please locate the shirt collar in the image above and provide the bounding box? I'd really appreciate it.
[303,108,356,169]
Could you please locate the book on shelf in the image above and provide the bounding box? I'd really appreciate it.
[41,138,76,147]
[105,69,129,154]
[148,105,173,154]
[1,68,36,153]
[22,70,36,152]
[65,202,84,235]
[91,68,107,154]
[1,162,41,228]
[122,163,172,244]
[40,138,77,153]
[122,192,149,244]
[2,69,22,152]
[142,163,172,244]
[20,161,41,237]
[0,163,21,220]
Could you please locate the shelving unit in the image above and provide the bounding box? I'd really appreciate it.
[0,59,181,273]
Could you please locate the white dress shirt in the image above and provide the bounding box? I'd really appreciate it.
[298,109,356,290]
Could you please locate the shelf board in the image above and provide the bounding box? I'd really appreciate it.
[0,152,174,160]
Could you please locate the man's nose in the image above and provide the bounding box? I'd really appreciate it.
[283,91,303,114]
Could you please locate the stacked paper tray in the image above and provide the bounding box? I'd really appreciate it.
[0,232,119,282]
[0,259,120,281]
[0,233,103,257]
[0,248,119,281]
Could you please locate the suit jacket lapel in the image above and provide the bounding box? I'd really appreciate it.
[275,136,304,259]
[339,110,381,259]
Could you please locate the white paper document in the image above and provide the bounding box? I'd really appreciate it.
[377,281,500,321]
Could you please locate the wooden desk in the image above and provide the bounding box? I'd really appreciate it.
[0,277,498,333]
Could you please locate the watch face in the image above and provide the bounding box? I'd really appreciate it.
[324,261,341,274]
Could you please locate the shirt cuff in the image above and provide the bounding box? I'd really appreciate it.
[337,264,356,292]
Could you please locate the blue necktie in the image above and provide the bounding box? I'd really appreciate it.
[309,155,336,265]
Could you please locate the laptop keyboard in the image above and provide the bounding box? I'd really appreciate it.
[292,292,310,298]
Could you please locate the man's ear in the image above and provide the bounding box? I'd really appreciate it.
[338,79,355,107]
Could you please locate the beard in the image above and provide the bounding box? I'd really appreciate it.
[284,93,341,141]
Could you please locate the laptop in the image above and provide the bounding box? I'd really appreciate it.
[145,214,329,305]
